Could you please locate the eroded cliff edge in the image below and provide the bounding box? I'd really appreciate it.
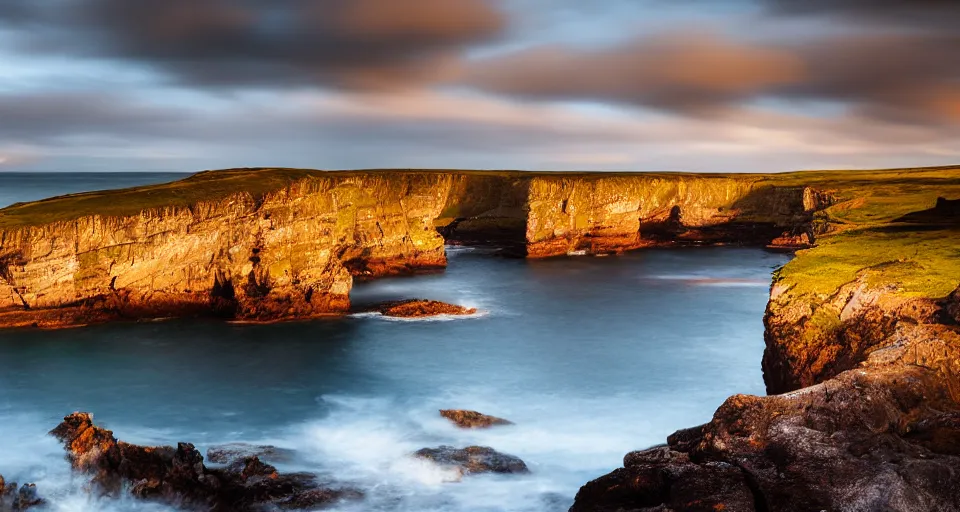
[0,168,822,328]
[571,168,960,511]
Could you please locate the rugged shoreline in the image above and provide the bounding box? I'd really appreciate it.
[569,178,960,510]
[0,168,830,329]
[2,165,960,509]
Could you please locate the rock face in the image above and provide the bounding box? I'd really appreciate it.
[439,409,513,429]
[50,412,359,511]
[414,446,529,476]
[0,169,824,329]
[377,300,477,318]
[566,171,960,511]
[572,277,960,509]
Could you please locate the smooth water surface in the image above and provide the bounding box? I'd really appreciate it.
[0,242,789,511]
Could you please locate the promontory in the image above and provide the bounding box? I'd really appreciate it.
[2,166,960,510]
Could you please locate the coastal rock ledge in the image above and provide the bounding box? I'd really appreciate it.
[50,412,360,511]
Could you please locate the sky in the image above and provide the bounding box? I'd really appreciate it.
[0,0,958,173]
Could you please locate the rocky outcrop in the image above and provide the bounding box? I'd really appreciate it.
[50,412,359,511]
[206,443,295,465]
[572,262,960,511]
[377,300,477,318]
[0,478,42,512]
[439,409,513,428]
[573,327,960,510]
[414,446,529,477]
[0,169,825,329]
[524,177,818,257]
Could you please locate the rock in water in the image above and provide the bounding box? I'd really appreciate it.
[50,412,360,511]
[439,410,513,429]
[11,484,43,511]
[377,300,477,318]
[414,446,529,476]
[206,443,295,465]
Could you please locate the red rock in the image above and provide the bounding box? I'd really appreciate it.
[439,410,513,429]
[377,300,477,318]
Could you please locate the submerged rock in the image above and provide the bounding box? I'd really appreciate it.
[377,300,477,318]
[439,410,513,429]
[11,484,43,511]
[414,446,528,477]
[0,480,43,512]
[50,412,360,511]
[206,443,295,465]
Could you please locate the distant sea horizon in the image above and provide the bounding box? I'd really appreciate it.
[0,171,190,209]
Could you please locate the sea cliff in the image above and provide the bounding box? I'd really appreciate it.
[0,168,824,328]
[2,165,960,509]
[571,168,960,511]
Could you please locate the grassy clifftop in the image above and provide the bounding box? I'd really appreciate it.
[768,165,960,301]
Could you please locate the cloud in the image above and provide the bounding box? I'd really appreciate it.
[3,87,958,174]
[0,0,506,89]
[464,28,960,125]
[464,31,805,115]
[759,0,960,29]
[785,32,960,124]
[0,92,192,141]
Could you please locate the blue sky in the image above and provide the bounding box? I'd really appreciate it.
[0,0,957,173]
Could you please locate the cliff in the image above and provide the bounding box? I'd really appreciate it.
[571,166,960,511]
[0,168,825,328]
[2,165,960,509]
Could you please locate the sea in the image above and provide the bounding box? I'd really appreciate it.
[0,172,790,511]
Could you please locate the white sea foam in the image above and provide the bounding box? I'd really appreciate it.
[349,309,490,322]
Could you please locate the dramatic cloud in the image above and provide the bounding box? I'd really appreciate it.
[464,32,805,115]
[0,0,957,173]
[760,0,960,28]
[0,0,506,89]
[465,29,960,124]
[0,92,191,141]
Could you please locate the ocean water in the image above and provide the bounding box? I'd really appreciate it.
[0,174,791,511]
[0,172,189,209]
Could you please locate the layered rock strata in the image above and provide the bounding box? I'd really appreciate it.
[0,169,826,328]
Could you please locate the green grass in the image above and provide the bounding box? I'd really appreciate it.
[777,227,960,300]
[0,167,335,230]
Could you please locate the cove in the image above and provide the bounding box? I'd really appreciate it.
[0,246,788,512]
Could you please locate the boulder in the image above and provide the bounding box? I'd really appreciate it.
[377,300,477,318]
[439,410,513,429]
[206,443,295,465]
[11,484,43,511]
[414,446,528,477]
[50,412,360,511]
[766,231,813,251]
